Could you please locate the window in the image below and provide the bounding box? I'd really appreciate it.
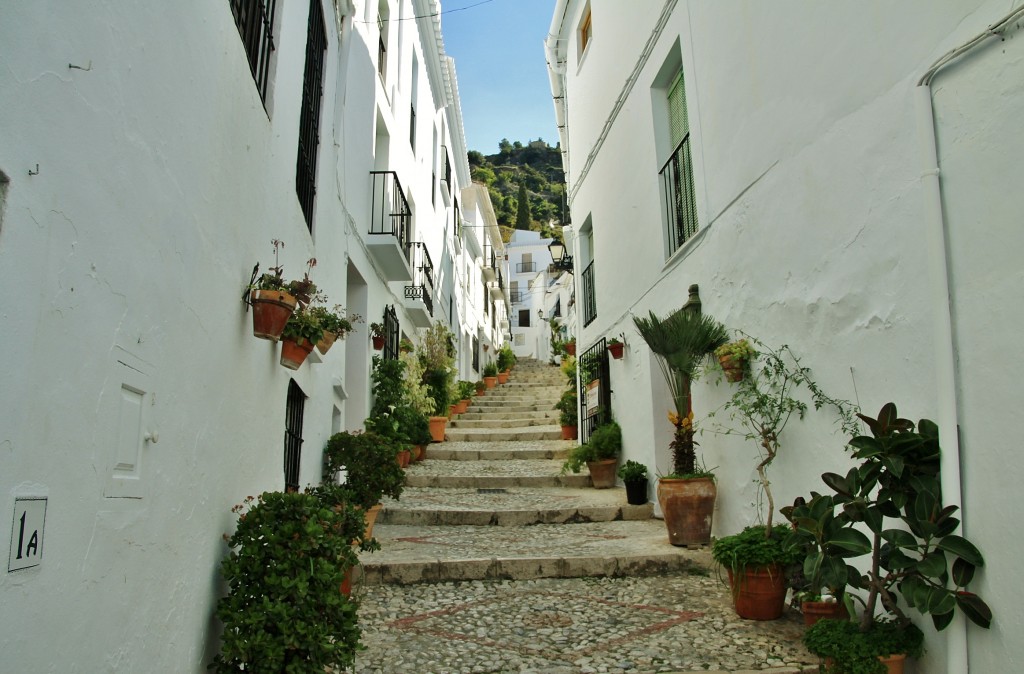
[518,309,531,328]
[377,3,389,81]
[410,54,419,150]
[284,380,306,492]
[578,6,593,60]
[382,304,400,360]
[517,253,535,274]
[295,0,327,230]
[230,0,278,103]
[660,67,698,255]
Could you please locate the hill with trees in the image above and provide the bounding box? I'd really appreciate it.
[467,139,566,241]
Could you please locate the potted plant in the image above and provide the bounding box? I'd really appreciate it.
[781,494,852,626]
[496,344,516,377]
[323,430,405,537]
[399,337,414,354]
[310,304,360,355]
[632,307,728,546]
[564,338,576,356]
[607,337,625,360]
[555,388,578,440]
[562,421,621,488]
[714,338,756,382]
[279,305,325,370]
[455,380,475,414]
[287,257,319,306]
[474,379,487,396]
[617,460,648,505]
[803,618,923,674]
[211,489,366,673]
[482,362,499,388]
[419,323,457,442]
[797,403,992,672]
[246,239,298,341]
[711,524,802,621]
[369,322,386,350]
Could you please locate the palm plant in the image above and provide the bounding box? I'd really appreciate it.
[632,308,728,475]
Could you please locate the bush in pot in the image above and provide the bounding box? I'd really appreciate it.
[280,306,325,370]
[795,403,992,671]
[617,460,649,505]
[632,307,728,546]
[711,524,802,621]
[322,431,405,510]
[555,388,578,440]
[561,421,621,488]
[211,489,365,673]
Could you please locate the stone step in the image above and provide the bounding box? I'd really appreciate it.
[449,418,557,429]
[424,441,571,461]
[403,458,587,488]
[355,519,704,586]
[445,426,563,442]
[465,404,558,414]
[378,486,652,526]
[457,410,557,422]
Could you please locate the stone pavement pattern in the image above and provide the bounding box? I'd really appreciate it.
[348,359,818,673]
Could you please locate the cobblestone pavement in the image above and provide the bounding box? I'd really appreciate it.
[349,573,818,674]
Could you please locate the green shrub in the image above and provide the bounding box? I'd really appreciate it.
[617,460,648,482]
[555,389,578,427]
[483,362,498,377]
[587,421,621,458]
[322,431,404,508]
[711,524,801,573]
[211,490,362,673]
[803,619,924,673]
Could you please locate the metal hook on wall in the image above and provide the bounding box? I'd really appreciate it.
[28,164,39,176]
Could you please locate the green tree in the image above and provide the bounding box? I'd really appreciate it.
[515,183,532,230]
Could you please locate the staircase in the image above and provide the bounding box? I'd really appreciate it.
[355,358,708,586]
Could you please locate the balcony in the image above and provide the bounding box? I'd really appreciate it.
[482,244,497,282]
[515,261,537,274]
[403,242,434,327]
[510,290,524,304]
[368,171,412,281]
[488,268,505,300]
[582,260,597,327]
[660,133,698,257]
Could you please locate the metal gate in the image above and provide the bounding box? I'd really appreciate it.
[578,337,611,443]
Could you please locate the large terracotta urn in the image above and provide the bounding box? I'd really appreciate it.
[656,476,716,546]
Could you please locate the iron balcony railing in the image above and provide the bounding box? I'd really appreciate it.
[510,290,524,304]
[369,170,411,264]
[581,260,597,327]
[404,242,435,317]
[516,261,537,274]
[659,133,698,256]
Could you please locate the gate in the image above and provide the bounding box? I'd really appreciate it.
[578,337,611,443]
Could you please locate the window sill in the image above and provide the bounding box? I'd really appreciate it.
[661,224,709,275]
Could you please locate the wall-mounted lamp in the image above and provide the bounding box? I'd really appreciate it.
[548,240,573,272]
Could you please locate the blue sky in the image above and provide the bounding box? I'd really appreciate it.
[441,0,559,154]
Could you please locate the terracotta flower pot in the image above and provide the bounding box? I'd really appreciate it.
[250,289,297,341]
[316,330,339,355]
[484,376,497,389]
[396,449,410,468]
[280,337,315,370]
[801,599,849,627]
[727,564,788,620]
[560,425,578,440]
[718,354,746,382]
[456,399,470,414]
[587,459,617,489]
[497,372,509,385]
[371,335,385,350]
[607,342,624,359]
[340,566,354,598]
[412,444,424,462]
[656,477,716,546]
[428,416,447,442]
[564,343,576,356]
[363,503,383,540]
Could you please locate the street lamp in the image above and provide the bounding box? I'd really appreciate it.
[548,240,573,272]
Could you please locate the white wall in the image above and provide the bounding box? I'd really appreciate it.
[552,1,1023,671]
[0,0,476,670]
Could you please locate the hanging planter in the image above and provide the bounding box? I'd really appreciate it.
[369,322,385,351]
[714,339,756,383]
[250,289,297,341]
[310,304,358,355]
[564,340,576,356]
[607,340,624,360]
[279,307,324,370]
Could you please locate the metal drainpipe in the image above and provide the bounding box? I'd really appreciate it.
[914,82,968,674]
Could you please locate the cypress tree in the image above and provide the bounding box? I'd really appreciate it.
[514,183,531,230]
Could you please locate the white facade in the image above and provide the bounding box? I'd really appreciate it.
[549,1,1023,672]
[0,1,502,670]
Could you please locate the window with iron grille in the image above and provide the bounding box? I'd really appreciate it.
[581,260,597,327]
[518,309,531,328]
[295,0,326,230]
[660,68,698,256]
[472,335,480,373]
[453,196,461,238]
[230,0,278,104]
[284,379,306,491]
[377,6,388,81]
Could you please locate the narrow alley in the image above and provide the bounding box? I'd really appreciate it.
[349,360,816,673]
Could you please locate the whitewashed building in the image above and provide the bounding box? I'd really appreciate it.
[548,1,1023,672]
[0,0,500,670]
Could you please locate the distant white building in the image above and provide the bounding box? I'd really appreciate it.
[549,2,1023,673]
[506,229,574,361]
[0,1,506,671]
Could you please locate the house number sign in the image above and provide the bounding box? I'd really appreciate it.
[8,497,46,572]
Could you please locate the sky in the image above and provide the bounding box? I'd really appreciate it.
[440,0,559,155]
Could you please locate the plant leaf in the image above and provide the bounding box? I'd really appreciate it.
[938,535,985,567]
[826,528,872,556]
[956,593,993,629]
[932,608,955,631]
[952,557,976,587]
